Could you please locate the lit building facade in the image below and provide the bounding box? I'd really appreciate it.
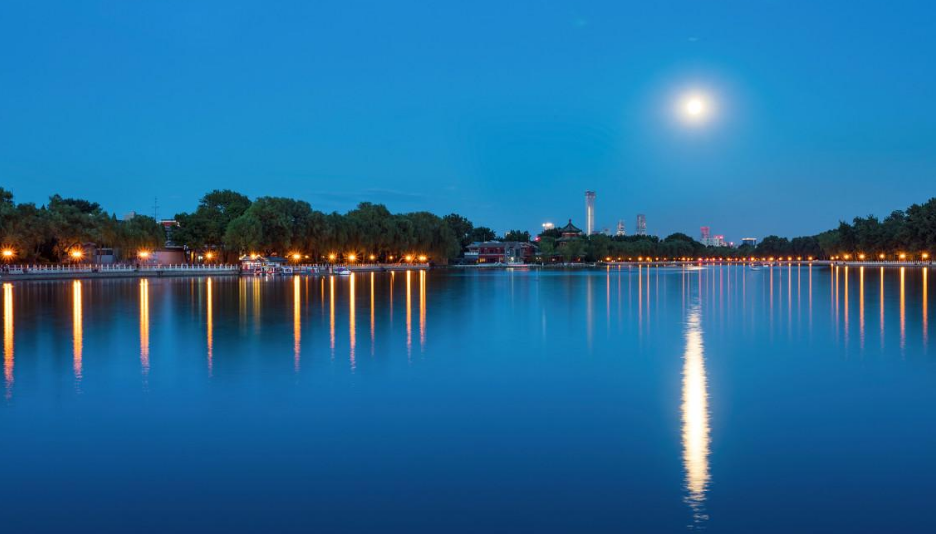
[585,191,596,235]
[636,214,647,236]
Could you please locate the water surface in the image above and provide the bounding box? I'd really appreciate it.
[1,265,934,533]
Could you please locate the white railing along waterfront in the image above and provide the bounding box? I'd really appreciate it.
[0,263,241,275]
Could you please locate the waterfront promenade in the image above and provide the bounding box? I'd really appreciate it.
[0,263,429,281]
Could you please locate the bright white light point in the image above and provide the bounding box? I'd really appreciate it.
[678,93,712,124]
[686,98,704,116]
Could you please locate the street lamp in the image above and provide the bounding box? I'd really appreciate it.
[404,255,413,263]
[899,253,907,260]
[69,249,84,262]
[1,248,14,262]
[347,253,357,263]
[418,255,428,262]
[204,251,214,262]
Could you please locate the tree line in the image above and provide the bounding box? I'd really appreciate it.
[0,188,494,263]
[533,197,936,262]
[173,190,497,263]
[4,186,934,264]
[0,188,165,262]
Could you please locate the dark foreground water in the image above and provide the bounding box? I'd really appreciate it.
[1,265,934,533]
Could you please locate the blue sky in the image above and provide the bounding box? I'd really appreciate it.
[2,1,935,241]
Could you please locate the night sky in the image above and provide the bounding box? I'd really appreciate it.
[2,1,935,242]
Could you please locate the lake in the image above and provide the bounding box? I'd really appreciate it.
[1,265,934,533]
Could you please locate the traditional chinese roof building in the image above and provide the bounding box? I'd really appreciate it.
[559,219,584,238]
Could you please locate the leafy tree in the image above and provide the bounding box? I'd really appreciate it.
[442,213,474,250]
[469,226,496,243]
[503,230,531,242]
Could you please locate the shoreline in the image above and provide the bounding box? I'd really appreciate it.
[1,260,931,282]
[0,263,430,282]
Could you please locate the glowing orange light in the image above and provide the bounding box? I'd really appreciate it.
[899,253,907,260]
[879,253,886,260]
[405,255,413,262]
[369,254,376,261]
[205,252,214,260]
[858,254,866,260]
[138,250,151,259]
[69,249,84,260]
[291,253,301,261]
[328,253,337,261]
[923,253,930,260]
[1,248,14,259]
[418,255,428,262]
[250,253,258,260]
[348,254,357,262]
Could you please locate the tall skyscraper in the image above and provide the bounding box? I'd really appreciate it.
[636,214,647,236]
[700,226,711,240]
[585,191,596,235]
[616,220,626,236]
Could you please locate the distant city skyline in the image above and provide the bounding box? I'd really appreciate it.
[3,1,936,240]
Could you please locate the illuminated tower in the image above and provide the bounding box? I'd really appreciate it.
[585,191,596,235]
[616,220,626,236]
[700,226,711,241]
[636,214,647,236]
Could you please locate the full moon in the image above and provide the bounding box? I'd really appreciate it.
[677,93,712,124]
[685,97,705,116]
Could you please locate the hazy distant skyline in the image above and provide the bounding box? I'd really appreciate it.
[3,1,936,241]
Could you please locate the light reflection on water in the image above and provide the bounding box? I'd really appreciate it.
[681,293,710,527]
[3,283,12,400]
[140,279,149,379]
[0,265,934,532]
[72,280,82,388]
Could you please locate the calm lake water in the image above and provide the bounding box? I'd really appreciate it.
[1,265,934,533]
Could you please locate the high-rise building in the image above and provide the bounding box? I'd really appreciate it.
[702,235,727,247]
[585,191,596,235]
[636,214,647,236]
[741,237,758,247]
[616,220,626,236]
[700,226,711,240]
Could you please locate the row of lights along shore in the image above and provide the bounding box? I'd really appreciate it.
[251,252,428,263]
[601,253,930,262]
[0,247,429,263]
[0,246,928,264]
